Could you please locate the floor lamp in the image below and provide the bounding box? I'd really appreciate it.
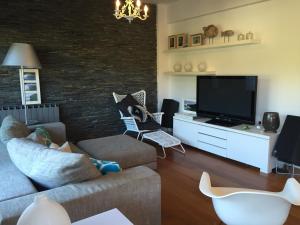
[2,43,42,125]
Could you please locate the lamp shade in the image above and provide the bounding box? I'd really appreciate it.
[17,195,71,225]
[2,43,41,68]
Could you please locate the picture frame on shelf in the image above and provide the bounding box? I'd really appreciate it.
[19,69,41,105]
[190,33,204,46]
[177,33,188,48]
[183,99,197,114]
[168,35,177,49]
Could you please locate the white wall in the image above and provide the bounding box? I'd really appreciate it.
[157,3,170,110]
[157,0,300,123]
[167,0,271,23]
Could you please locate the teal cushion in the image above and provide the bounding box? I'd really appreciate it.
[90,158,122,175]
[0,116,30,145]
[27,127,52,146]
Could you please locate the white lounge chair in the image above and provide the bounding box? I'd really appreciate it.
[112,90,164,139]
[199,172,300,225]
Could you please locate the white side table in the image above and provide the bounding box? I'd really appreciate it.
[72,208,133,225]
[142,130,186,158]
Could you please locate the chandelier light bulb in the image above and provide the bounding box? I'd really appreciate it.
[144,5,148,14]
[116,0,121,10]
[137,0,141,8]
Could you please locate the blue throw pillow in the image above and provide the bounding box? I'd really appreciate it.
[90,158,122,175]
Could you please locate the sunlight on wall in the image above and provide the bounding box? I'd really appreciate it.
[157,0,300,122]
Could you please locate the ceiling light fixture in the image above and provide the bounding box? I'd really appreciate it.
[114,0,149,23]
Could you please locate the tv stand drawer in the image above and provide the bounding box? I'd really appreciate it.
[195,140,227,157]
[196,132,227,149]
[198,125,228,139]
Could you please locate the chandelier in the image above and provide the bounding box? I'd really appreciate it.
[114,0,149,23]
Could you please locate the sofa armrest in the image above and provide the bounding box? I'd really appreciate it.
[29,122,66,145]
[0,166,161,225]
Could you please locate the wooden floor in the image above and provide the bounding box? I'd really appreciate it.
[156,146,300,225]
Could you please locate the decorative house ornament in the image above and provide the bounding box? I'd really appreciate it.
[173,63,182,72]
[114,0,149,23]
[238,33,245,41]
[17,195,71,225]
[246,31,254,40]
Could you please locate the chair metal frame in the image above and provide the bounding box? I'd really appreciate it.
[113,90,164,139]
[275,160,300,177]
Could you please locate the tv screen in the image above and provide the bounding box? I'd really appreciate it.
[197,76,257,125]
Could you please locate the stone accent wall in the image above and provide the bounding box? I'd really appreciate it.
[0,0,157,141]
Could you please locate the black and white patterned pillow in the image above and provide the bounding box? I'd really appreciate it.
[116,94,141,117]
[128,105,153,123]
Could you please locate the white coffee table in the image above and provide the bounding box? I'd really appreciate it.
[72,208,133,225]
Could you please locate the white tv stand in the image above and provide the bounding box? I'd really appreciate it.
[173,114,278,173]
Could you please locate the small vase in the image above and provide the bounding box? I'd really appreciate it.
[262,112,280,133]
[17,195,71,225]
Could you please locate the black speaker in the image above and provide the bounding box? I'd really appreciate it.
[161,99,179,128]
[273,115,300,166]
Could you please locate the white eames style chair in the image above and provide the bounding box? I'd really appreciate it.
[199,172,300,225]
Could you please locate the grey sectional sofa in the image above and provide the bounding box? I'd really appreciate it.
[0,122,161,225]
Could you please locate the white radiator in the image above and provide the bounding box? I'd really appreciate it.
[0,104,60,124]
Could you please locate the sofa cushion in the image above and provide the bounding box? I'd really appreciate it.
[0,141,37,201]
[77,135,157,169]
[7,138,101,189]
[0,116,30,145]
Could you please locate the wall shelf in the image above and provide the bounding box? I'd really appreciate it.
[164,71,216,76]
[165,39,261,54]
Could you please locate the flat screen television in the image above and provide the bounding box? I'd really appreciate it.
[196,76,258,126]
